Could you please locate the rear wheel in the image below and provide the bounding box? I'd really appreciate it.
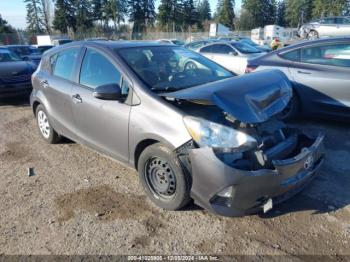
[36,104,61,144]
[138,143,191,210]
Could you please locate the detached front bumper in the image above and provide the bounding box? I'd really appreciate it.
[189,133,325,217]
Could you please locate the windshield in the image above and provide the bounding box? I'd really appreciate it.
[231,42,261,54]
[240,38,258,47]
[117,46,233,92]
[172,40,185,46]
[8,46,34,56]
[0,49,22,62]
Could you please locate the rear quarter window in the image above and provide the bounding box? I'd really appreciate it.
[280,49,300,62]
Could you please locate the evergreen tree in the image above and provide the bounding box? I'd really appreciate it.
[76,0,93,33]
[158,0,182,32]
[242,0,275,28]
[216,0,235,30]
[107,0,128,29]
[40,0,52,34]
[182,0,198,30]
[276,0,287,26]
[24,0,44,33]
[235,8,255,30]
[285,0,313,27]
[0,14,15,33]
[198,0,211,22]
[312,0,348,18]
[129,0,155,37]
[53,0,76,33]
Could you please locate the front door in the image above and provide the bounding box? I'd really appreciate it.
[71,47,131,162]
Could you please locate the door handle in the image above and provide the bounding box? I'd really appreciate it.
[72,94,82,103]
[297,70,312,75]
[41,80,49,88]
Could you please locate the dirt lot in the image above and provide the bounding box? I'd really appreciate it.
[0,96,349,256]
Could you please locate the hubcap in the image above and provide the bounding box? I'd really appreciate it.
[145,157,176,198]
[37,110,51,139]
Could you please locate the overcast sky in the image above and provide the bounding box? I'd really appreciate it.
[0,0,243,29]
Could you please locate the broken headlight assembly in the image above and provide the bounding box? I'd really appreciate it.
[183,116,257,152]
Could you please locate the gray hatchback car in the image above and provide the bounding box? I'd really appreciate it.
[31,41,325,217]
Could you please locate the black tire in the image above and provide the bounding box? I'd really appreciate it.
[138,143,191,210]
[277,94,300,121]
[307,30,319,40]
[35,104,61,144]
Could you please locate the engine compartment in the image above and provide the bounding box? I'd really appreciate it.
[172,100,316,171]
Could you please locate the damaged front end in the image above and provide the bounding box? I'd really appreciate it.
[163,70,325,217]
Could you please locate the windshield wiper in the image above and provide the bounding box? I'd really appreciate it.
[151,86,180,93]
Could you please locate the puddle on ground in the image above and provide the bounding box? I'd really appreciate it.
[55,185,155,223]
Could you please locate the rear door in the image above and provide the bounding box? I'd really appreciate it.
[288,42,350,117]
[39,46,82,138]
[201,44,242,74]
[71,47,131,162]
[318,18,337,37]
[337,17,350,36]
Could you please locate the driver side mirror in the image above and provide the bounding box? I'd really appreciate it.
[229,51,238,56]
[93,83,122,100]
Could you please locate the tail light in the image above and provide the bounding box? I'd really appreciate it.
[245,65,258,74]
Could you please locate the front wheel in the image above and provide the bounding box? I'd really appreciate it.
[138,143,191,210]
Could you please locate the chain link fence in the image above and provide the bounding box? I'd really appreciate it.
[1,30,253,45]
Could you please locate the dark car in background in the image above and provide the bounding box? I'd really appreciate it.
[0,47,36,98]
[7,45,42,67]
[237,37,272,53]
[30,41,324,217]
[246,37,350,120]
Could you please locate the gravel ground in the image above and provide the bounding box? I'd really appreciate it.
[0,96,349,256]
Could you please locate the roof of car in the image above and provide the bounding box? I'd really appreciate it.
[65,40,173,49]
[277,37,350,53]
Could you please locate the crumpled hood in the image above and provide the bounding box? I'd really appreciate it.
[161,69,292,124]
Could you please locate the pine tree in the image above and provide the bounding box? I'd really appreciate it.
[182,0,198,30]
[313,0,348,18]
[216,0,235,30]
[242,0,275,28]
[0,14,15,33]
[285,0,313,27]
[197,0,211,22]
[53,0,76,33]
[76,0,93,33]
[107,0,128,29]
[129,0,155,37]
[276,0,287,26]
[24,0,45,33]
[158,0,181,32]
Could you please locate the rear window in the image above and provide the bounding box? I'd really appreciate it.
[50,47,80,81]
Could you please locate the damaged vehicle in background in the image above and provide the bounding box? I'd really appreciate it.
[30,41,325,217]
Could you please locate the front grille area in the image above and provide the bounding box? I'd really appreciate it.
[1,74,31,83]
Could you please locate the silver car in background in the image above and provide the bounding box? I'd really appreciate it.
[300,16,350,40]
[198,41,266,75]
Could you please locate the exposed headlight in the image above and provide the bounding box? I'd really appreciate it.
[183,116,257,152]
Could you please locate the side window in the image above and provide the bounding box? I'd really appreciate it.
[51,48,80,81]
[323,18,336,24]
[280,49,300,62]
[80,48,121,89]
[301,44,350,67]
[200,45,212,53]
[344,18,350,25]
[211,44,233,54]
[336,18,345,24]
